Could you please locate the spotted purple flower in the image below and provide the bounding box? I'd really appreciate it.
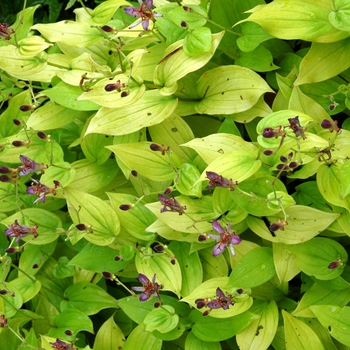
[26,178,58,204]
[206,171,238,191]
[288,116,306,140]
[0,23,15,40]
[4,220,38,243]
[158,194,186,215]
[18,155,48,176]
[132,273,162,301]
[206,220,242,257]
[49,338,77,350]
[124,0,162,30]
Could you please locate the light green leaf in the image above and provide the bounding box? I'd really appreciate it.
[108,141,177,182]
[237,22,274,52]
[236,300,279,350]
[273,243,300,284]
[89,0,130,25]
[195,65,273,115]
[143,305,179,333]
[40,162,76,189]
[295,39,350,85]
[240,1,349,43]
[182,133,258,164]
[282,310,325,350]
[0,284,23,318]
[123,324,162,350]
[85,90,177,136]
[339,160,350,198]
[61,282,118,315]
[168,5,207,30]
[286,237,347,280]
[227,247,276,289]
[199,247,229,281]
[311,305,350,346]
[65,188,120,246]
[8,276,41,303]
[183,27,212,57]
[81,133,113,164]
[94,315,125,350]
[185,331,221,350]
[175,163,202,197]
[31,21,103,47]
[329,0,350,31]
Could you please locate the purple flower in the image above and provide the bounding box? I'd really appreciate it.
[4,220,38,243]
[158,194,186,215]
[124,0,162,30]
[288,116,306,139]
[206,171,238,191]
[0,23,15,40]
[18,155,48,176]
[26,178,58,204]
[132,273,162,301]
[49,338,77,350]
[206,220,242,257]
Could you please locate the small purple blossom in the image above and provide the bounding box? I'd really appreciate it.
[288,116,307,139]
[158,194,186,215]
[26,178,58,204]
[124,0,162,30]
[206,220,242,257]
[4,220,38,243]
[0,23,15,40]
[132,273,162,301]
[49,338,77,350]
[206,171,238,191]
[18,155,48,176]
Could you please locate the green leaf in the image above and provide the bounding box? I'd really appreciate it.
[86,91,177,136]
[175,163,202,197]
[143,305,179,333]
[295,39,350,85]
[329,0,350,31]
[48,309,94,341]
[198,247,229,281]
[339,160,350,198]
[185,331,221,350]
[273,243,300,284]
[8,275,41,303]
[108,141,177,182]
[236,300,279,350]
[195,65,273,115]
[135,248,182,297]
[282,310,325,350]
[311,305,350,346]
[65,188,120,246]
[190,309,257,342]
[89,0,130,25]
[184,27,212,57]
[227,247,276,289]
[61,282,118,315]
[285,238,347,280]
[123,324,162,350]
[241,1,349,43]
[168,5,207,30]
[237,22,274,52]
[31,21,103,47]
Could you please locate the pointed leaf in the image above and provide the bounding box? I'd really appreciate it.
[185,331,221,350]
[123,324,162,350]
[143,305,179,333]
[183,27,212,57]
[94,315,125,350]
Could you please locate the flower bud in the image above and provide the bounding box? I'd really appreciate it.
[12,140,25,147]
[328,261,339,269]
[64,330,73,336]
[154,301,161,308]
[102,271,114,279]
[13,119,22,126]
[279,155,288,163]
[19,105,34,112]
[0,290,7,295]
[262,127,277,138]
[119,204,132,211]
[170,258,176,265]
[32,264,39,269]
[131,170,138,177]
[0,175,11,182]
[263,149,274,156]
[5,248,16,254]
[114,255,122,261]
[163,187,172,194]
[181,21,188,28]
[101,25,114,32]
[37,131,47,140]
[75,224,87,231]
[0,166,11,174]
[198,234,207,242]
[289,161,298,168]
[121,91,128,98]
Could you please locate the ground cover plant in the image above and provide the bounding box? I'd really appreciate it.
[1,0,350,349]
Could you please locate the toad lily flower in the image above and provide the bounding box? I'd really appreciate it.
[4,220,38,243]
[124,0,162,30]
[26,178,59,204]
[132,273,162,301]
[205,220,242,257]
[18,155,48,176]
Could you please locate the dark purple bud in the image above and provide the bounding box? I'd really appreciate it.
[280,155,288,163]
[10,292,15,297]
[329,104,336,111]
[170,258,176,265]
[262,127,277,138]
[105,84,118,92]
[32,264,39,269]
[75,224,87,231]
[236,288,244,294]
[12,140,25,147]
[163,187,172,194]
[121,91,128,97]
[119,204,132,211]
[37,132,47,140]
[0,166,11,174]
[183,6,193,11]
[328,261,339,269]
[198,234,207,242]
[64,330,73,336]
[269,223,281,232]
[276,164,288,170]
[152,244,164,252]
[263,149,274,156]
[19,105,34,112]
[101,25,114,32]
[53,180,60,187]
[321,119,333,129]
[13,119,22,126]
[0,290,7,295]
[114,255,122,261]
[181,21,187,28]
[154,301,161,308]
[289,161,298,168]
[131,170,138,177]
[5,248,16,254]
[195,298,207,309]
[0,175,11,182]
[102,271,114,279]
[150,143,164,152]
[202,310,210,316]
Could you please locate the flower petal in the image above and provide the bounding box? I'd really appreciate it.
[138,273,150,285]
[231,235,242,245]
[139,292,151,301]
[213,242,225,256]
[212,220,225,234]
[207,300,221,309]
[145,0,153,8]
[124,6,141,17]
[142,19,150,30]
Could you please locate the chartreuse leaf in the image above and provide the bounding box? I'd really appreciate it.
[329,0,350,31]
[196,150,261,186]
[195,65,273,115]
[65,188,120,246]
[311,305,350,346]
[282,310,325,350]
[273,243,300,284]
[61,282,118,315]
[199,246,229,280]
[107,192,157,242]
[1,208,61,245]
[0,284,23,318]
[168,5,207,30]
[182,133,258,164]
[143,305,179,333]
[154,31,224,91]
[236,299,278,350]
[227,247,276,289]
[285,238,347,280]
[185,331,221,350]
[31,21,103,47]
[8,275,41,303]
[40,162,76,189]
[182,277,252,318]
[248,205,339,244]
[108,141,177,182]
[89,0,130,25]
[293,282,350,318]
[240,1,349,43]
[175,163,202,197]
[135,247,182,297]
[93,314,125,350]
[190,309,257,342]
[237,22,274,52]
[184,27,212,57]
[168,241,202,297]
[339,161,350,198]
[86,91,177,136]
[123,324,162,350]
[295,39,350,85]
[48,309,94,341]
[81,133,113,165]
